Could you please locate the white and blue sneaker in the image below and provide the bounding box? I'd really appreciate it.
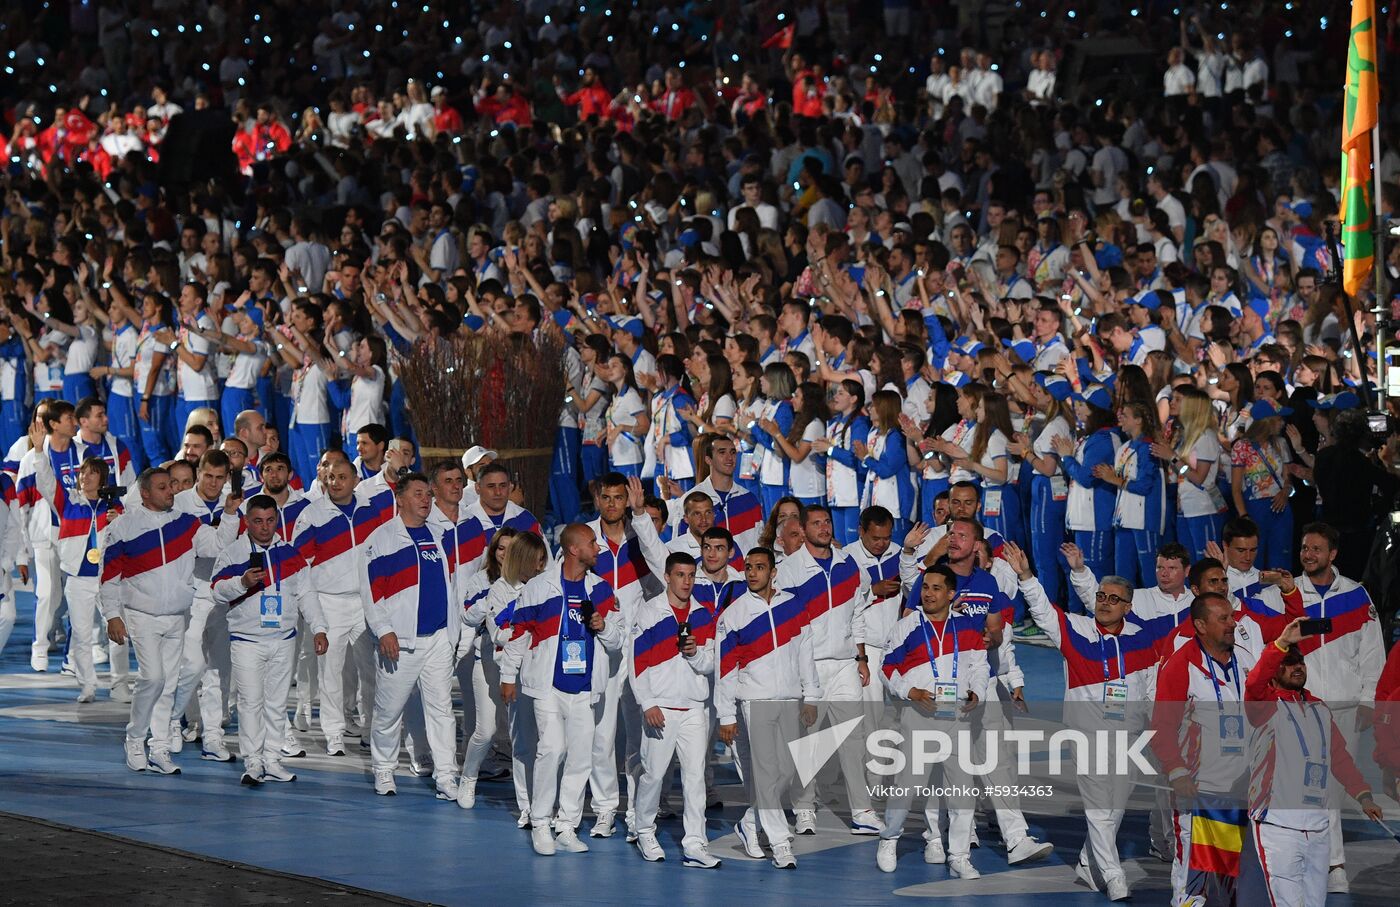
[735,821,764,859]
[682,843,721,869]
[850,808,885,836]
[146,749,181,775]
[201,733,233,762]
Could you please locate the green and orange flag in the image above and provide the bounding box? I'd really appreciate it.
[1341,0,1379,296]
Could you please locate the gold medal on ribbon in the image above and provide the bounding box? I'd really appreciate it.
[86,548,101,565]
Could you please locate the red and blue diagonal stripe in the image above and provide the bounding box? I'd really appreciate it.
[366,544,421,605]
[595,535,653,590]
[103,514,200,581]
[1297,586,1374,655]
[719,595,808,677]
[633,614,683,678]
[787,558,862,621]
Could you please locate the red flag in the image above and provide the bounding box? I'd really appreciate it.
[761,24,794,50]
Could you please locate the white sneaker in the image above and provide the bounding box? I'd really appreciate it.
[517,813,531,829]
[344,718,362,737]
[968,826,980,848]
[60,661,76,677]
[1007,836,1054,865]
[1075,856,1100,891]
[554,828,589,853]
[280,731,306,758]
[924,836,946,864]
[635,830,665,862]
[262,761,296,782]
[1328,866,1349,893]
[877,838,898,872]
[76,686,96,703]
[30,650,47,672]
[409,756,434,777]
[735,822,764,858]
[201,734,233,762]
[624,811,638,843]
[181,723,200,743]
[373,769,396,796]
[590,809,616,838]
[110,682,132,703]
[294,703,311,732]
[1105,875,1130,901]
[168,722,184,754]
[948,855,980,879]
[682,843,721,869]
[794,808,817,835]
[241,762,264,786]
[325,733,345,756]
[146,749,181,775]
[1148,840,1172,863]
[92,646,108,665]
[124,738,146,772]
[531,824,556,855]
[435,776,459,800]
[850,808,884,836]
[456,778,477,809]
[771,842,796,869]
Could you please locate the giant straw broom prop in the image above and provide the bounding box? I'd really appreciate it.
[397,330,566,520]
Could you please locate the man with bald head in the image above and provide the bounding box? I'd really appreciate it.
[501,523,624,857]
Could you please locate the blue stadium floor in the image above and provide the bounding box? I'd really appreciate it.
[1,587,1394,905]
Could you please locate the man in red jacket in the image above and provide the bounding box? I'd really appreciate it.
[1375,641,1400,802]
[1243,617,1383,906]
[430,87,463,136]
[474,78,532,128]
[650,68,696,121]
[556,66,611,122]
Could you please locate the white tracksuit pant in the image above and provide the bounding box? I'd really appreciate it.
[588,650,641,816]
[880,713,977,859]
[31,543,64,661]
[736,699,800,847]
[171,594,229,735]
[1076,766,1134,887]
[635,705,711,850]
[509,694,537,817]
[64,575,101,690]
[124,609,187,751]
[231,634,296,769]
[318,592,376,739]
[962,689,1032,849]
[294,613,319,715]
[371,628,455,782]
[1328,707,1358,869]
[462,647,504,782]
[1251,820,1329,907]
[862,645,887,704]
[793,659,873,813]
[531,687,601,830]
[0,581,14,659]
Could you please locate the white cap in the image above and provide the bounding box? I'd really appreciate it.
[461,445,497,470]
[431,85,447,98]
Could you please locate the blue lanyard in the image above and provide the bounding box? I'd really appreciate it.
[1099,631,1126,685]
[919,613,958,682]
[1282,700,1328,762]
[1197,639,1241,705]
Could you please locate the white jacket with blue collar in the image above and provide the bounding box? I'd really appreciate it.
[499,565,623,702]
[359,515,462,652]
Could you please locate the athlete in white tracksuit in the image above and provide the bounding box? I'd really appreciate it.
[1013,542,1158,900]
[292,455,397,754]
[31,452,118,701]
[715,548,823,868]
[100,467,239,771]
[169,458,236,756]
[629,561,721,866]
[500,525,624,855]
[775,507,881,834]
[360,478,462,799]
[210,502,329,783]
[582,474,667,837]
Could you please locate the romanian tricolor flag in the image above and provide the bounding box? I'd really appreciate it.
[1340,0,1379,296]
[1186,794,1247,900]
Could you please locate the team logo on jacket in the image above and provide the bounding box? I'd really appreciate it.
[417,542,441,562]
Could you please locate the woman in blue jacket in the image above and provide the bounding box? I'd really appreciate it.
[748,363,795,518]
[1052,384,1118,611]
[858,389,915,540]
[814,378,870,545]
[1100,400,1164,588]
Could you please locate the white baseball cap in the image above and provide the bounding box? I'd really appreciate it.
[461,445,497,470]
